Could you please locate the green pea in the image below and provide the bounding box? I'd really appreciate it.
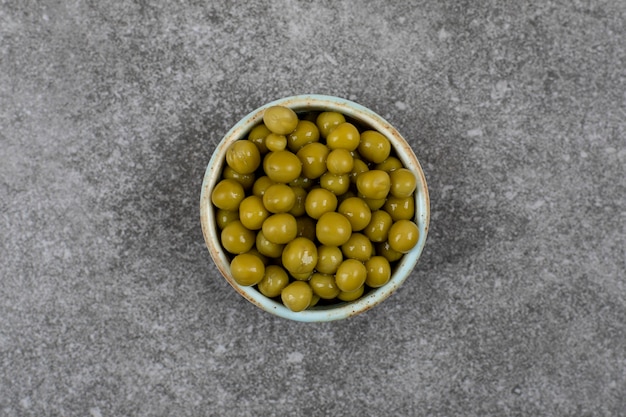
[262,213,298,244]
[319,172,350,195]
[309,272,341,299]
[384,195,415,221]
[341,233,373,262]
[356,170,391,200]
[365,256,391,288]
[315,245,343,275]
[338,197,372,232]
[287,120,320,151]
[263,106,299,135]
[326,122,360,151]
[297,142,329,179]
[221,220,255,254]
[388,220,419,253]
[335,259,367,293]
[316,212,352,247]
[239,195,269,230]
[304,188,337,219]
[389,168,417,198]
[263,150,302,183]
[358,130,391,163]
[211,179,245,211]
[363,210,393,242]
[226,140,261,175]
[326,148,354,175]
[263,183,296,213]
[230,253,265,286]
[257,265,290,298]
[282,237,318,275]
[281,281,313,312]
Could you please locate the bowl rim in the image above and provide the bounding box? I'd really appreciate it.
[200,94,430,322]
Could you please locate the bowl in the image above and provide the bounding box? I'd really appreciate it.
[200,94,429,322]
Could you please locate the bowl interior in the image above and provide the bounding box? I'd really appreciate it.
[200,95,429,322]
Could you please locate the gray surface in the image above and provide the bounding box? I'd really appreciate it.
[1,1,625,416]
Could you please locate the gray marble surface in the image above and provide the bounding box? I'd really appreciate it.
[2,1,625,416]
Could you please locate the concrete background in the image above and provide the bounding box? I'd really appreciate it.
[1,1,625,416]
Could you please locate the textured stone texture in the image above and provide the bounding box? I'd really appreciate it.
[1,1,625,416]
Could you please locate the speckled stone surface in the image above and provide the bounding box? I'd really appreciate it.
[1,1,625,416]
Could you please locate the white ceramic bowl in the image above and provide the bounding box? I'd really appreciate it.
[200,95,429,322]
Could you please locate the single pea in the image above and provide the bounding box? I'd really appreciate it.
[221,220,255,254]
[304,188,338,219]
[365,256,392,288]
[358,130,391,163]
[316,111,346,139]
[239,195,269,230]
[252,175,275,197]
[287,120,320,151]
[338,197,372,232]
[295,216,317,242]
[337,285,365,302]
[309,272,341,299]
[319,172,351,195]
[315,245,343,275]
[263,183,296,213]
[263,150,302,183]
[376,241,404,262]
[226,140,261,175]
[265,133,288,152]
[350,158,369,183]
[375,156,403,172]
[326,122,360,151]
[222,166,256,190]
[256,230,285,258]
[389,168,417,198]
[384,195,415,221]
[388,220,419,253]
[281,281,313,312]
[289,186,307,217]
[335,259,367,292]
[356,170,391,200]
[230,253,265,286]
[363,210,394,242]
[211,178,245,211]
[341,233,373,261]
[296,142,329,179]
[326,148,354,175]
[316,212,352,247]
[282,237,318,275]
[248,124,271,154]
[215,209,239,230]
[262,213,298,244]
[263,106,299,135]
[257,265,290,298]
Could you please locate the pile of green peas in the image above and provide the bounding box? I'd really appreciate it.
[211,105,420,312]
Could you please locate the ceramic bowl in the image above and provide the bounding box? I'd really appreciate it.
[200,94,429,322]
